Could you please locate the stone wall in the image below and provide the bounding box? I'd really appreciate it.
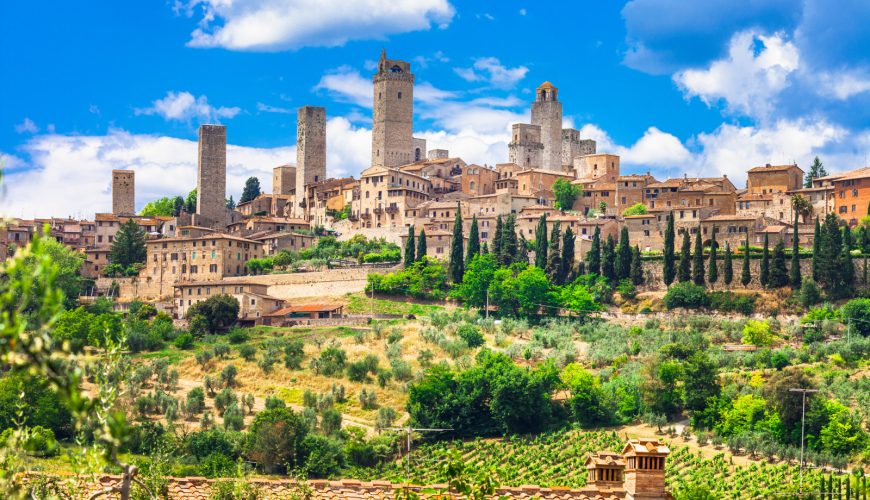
[295,106,326,210]
[195,124,227,227]
[111,170,134,215]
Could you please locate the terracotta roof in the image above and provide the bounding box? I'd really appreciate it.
[748,163,802,173]
[538,81,556,89]
[249,216,309,225]
[702,215,757,222]
[760,225,788,233]
[622,438,670,456]
[147,233,261,244]
[585,453,626,468]
[266,304,343,316]
[174,280,263,287]
[829,167,870,182]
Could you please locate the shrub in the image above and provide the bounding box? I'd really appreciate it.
[227,328,249,344]
[456,324,484,348]
[313,347,346,376]
[173,332,195,349]
[302,434,345,477]
[199,452,236,478]
[841,298,870,337]
[663,282,708,309]
[799,278,822,307]
[347,361,372,382]
[708,291,755,314]
[238,344,257,361]
[185,387,206,416]
[185,294,240,333]
[283,339,305,369]
[214,343,230,359]
[222,404,244,431]
[4,426,60,457]
[742,320,775,347]
[264,396,285,410]
[220,365,238,387]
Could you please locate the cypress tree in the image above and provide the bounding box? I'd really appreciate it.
[841,225,855,293]
[500,214,519,266]
[518,233,530,264]
[630,245,644,285]
[560,226,575,283]
[692,229,705,286]
[534,214,548,269]
[741,235,751,287]
[416,229,427,261]
[546,222,562,283]
[723,242,733,285]
[818,213,841,293]
[812,217,821,282]
[404,225,415,267]
[760,233,770,287]
[467,215,480,262]
[586,226,601,275]
[493,215,504,259]
[770,239,789,288]
[602,234,616,283]
[708,229,718,284]
[790,211,801,288]
[616,226,632,281]
[481,242,489,255]
[663,211,676,286]
[110,218,147,268]
[678,231,692,282]
[449,205,464,283]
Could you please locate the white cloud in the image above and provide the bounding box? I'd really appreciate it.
[817,70,870,100]
[415,82,459,104]
[314,67,372,108]
[455,57,529,89]
[0,119,373,218]
[183,0,455,51]
[576,125,691,169]
[257,102,294,114]
[14,118,38,134]
[135,91,241,122]
[674,30,800,119]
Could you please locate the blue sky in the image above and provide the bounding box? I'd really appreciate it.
[2,0,869,218]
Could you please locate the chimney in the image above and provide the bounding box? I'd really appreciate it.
[622,438,670,500]
[585,452,625,491]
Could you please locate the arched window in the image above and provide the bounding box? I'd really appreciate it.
[470,181,476,191]
[390,65,403,73]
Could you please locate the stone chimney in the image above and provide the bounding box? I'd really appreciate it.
[585,452,625,491]
[622,438,670,500]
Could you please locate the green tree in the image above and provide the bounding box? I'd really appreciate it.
[707,229,718,284]
[723,242,733,285]
[225,195,235,209]
[561,364,611,426]
[622,203,648,216]
[616,226,631,281]
[404,225,416,268]
[499,214,518,266]
[678,231,692,282]
[742,319,774,346]
[416,228,427,261]
[492,215,504,258]
[185,188,197,213]
[812,217,821,282]
[769,239,789,288]
[449,205,464,283]
[683,352,720,413]
[453,253,498,308]
[560,227,575,284]
[630,245,643,285]
[663,211,676,286]
[466,215,480,262]
[534,214,548,269]
[240,176,261,203]
[139,197,176,217]
[513,267,552,317]
[760,233,770,287]
[601,235,616,283]
[804,156,828,188]
[546,222,562,283]
[173,195,185,216]
[791,212,801,287]
[245,407,308,474]
[692,229,705,286]
[586,226,601,275]
[185,294,240,333]
[109,219,147,269]
[741,235,751,286]
[553,178,579,211]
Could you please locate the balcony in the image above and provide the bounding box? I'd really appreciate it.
[385,206,399,214]
[360,212,372,220]
[373,207,383,215]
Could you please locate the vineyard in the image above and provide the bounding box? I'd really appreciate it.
[355,428,863,499]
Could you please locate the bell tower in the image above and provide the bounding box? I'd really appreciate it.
[371,49,414,168]
[530,81,563,171]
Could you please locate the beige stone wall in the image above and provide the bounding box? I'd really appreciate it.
[531,95,562,170]
[295,106,326,207]
[196,125,227,227]
[273,165,296,195]
[371,56,414,167]
[111,170,134,215]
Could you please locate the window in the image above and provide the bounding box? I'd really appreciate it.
[397,92,402,99]
[209,264,217,272]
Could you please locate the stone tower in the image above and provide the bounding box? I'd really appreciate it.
[371,49,414,168]
[295,106,326,218]
[530,81,562,171]
[112,169,135,215]
[508,123,544,168]
[196,124,227,227]
[273,165,297,195]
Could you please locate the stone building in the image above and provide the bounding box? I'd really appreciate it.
[371,49,414,168]
[226,216,309,237]
[508,123,544,168]
[562,128,596,169]
[461,164,498,196]
[295,106,327,218]
[516,169,575,200]
[815,166,870,226]
[747,163,804,195]
[358,165,432,228]
[250,231,317,256]
[645,175,737,215]
[273,165,296,196]
[173,281,284,323]
[575,153,620,182]
[195,124,227,228]
[412,137,427,162]
[530,82,563,170]
[111,170,135,215]
[616,174,658,212]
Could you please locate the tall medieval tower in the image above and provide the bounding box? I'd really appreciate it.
[371,49,414,168]
[112,170,135,215]
[295,106,326,217]
[196,124,227,227]
[530,82,562,171]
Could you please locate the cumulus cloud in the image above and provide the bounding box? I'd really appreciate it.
[182,0,455,51]
[817,70,870,100]
[0,118,373,218]
[14,118,38,134]
[135,91,241,122]
[314,67,372,108]
[674,31,799,120]
[455,57,529,89]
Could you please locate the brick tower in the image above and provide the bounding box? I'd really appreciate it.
[196,124,227,227]
[294,106,326,218]
[531,81,563,171]
[111,169,135,215]
[508,123,544,168]
[622,438,670,500]
[371,49,414,168]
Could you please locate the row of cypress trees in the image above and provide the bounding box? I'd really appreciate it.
[585,225,645,286]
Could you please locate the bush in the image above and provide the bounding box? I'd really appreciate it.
[313,347,346,376]
[841,298,870,337]
[616,279,637,300]
[283,339,305,369]
[184,429,237,461]
[742,320,775,347]
[302,434,345,477]
[0,375,73,439]
[174,333,195,350]
[663,282,708,309]
[456,324,484,348]
[799,278,822,307]
[238,344,257,361]
[227,328,249,344]
[347,361,372,382]
[185,294,240,333]
[708,291,756,314]
[199,452,236,478]
[5,426,60,457]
